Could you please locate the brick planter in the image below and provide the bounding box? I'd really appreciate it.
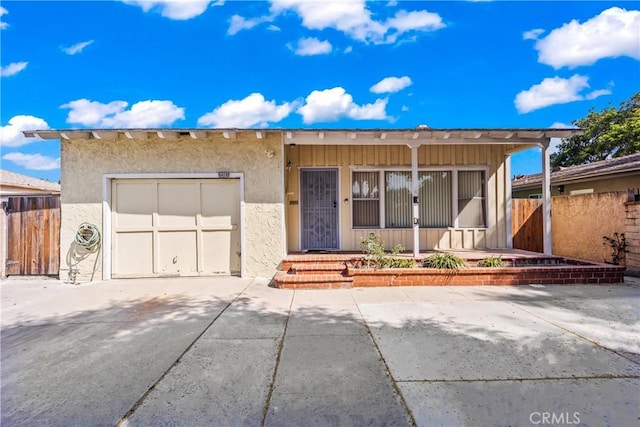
[272,252,625,288]
[347,264,625,287]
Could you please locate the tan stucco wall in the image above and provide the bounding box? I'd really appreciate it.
[513,173,640,198]
[551,192,627,263]
[61,134,284,281]
[625,202,640,274]
[285,144,513,251]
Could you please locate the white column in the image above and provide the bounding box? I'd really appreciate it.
[411,144,420,257]
[505,154,513,249]
[541,141,552,255]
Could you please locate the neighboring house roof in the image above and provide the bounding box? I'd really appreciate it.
[0,170,61,194]
[512,152,640,190]
[23,127,582,146]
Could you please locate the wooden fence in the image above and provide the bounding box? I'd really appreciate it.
[512,199,543,253]
[5,196,60,276]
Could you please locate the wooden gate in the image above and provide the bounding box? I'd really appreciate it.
[512,199,543,253]
[5,196,60,276]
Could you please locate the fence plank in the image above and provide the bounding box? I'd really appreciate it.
[512,199,543,253]
[6,196,60,276]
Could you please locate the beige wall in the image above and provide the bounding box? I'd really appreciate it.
[551,192,627,263]
[624,202,640,274]
[285,144,513,252]
[61,134,284,280]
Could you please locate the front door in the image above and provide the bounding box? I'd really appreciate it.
[300,169,339,250]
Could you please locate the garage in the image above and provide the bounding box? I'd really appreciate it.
[111,177,241,278]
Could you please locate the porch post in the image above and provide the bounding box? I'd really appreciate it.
[411,144,420,258]
[540,141,552,255]
[505,154,513,249]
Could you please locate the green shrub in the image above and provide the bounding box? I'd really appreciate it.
[423,252,466,270]
[478,256,504,268]
[360,233,415,268]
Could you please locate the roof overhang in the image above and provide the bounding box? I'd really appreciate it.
[22,128,582,146]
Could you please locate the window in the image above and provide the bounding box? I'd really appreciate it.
[352,171,379,228]
[458,171,486,227]
[419,171,452,227]
[351,168,486,229]
[385,171,412,228]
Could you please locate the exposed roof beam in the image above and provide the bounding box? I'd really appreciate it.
[157,131,178,139]
[60,131,92,140]
[124,131,148,139]
[222,131,237,139]
[189,131,207,139]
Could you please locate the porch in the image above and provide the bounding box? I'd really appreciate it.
[272,249,625,289]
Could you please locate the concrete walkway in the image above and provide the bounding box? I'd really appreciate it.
[1,276,639,426]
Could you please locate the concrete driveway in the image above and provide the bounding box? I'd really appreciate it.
[1,276,639,426]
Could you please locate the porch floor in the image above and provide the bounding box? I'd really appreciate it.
[273,249,625,289]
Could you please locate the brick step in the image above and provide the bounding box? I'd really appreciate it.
[272,272,353,289]
[289,263,347,275]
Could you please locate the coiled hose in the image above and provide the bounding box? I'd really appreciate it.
[75,223,101,251]
[68,223,101,284]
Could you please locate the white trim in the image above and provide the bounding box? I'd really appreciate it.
[280,133,287,257]
[540,141,552,255]
[102,172,245,279]
[505,154,513,249]
[411,146,420,257]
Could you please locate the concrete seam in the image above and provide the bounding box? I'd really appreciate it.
[397,375,640,383]
[355,303,418,427]
[260,289,295,426]
[506,301,640,366]
[114,278,256,427]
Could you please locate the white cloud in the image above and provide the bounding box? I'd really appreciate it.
[514,74,610,114]
[549,122,576,129]
[585,88,612,100]
[386,10,445,34]
[228,14,273,35]
[62,40,94,55]
[61,99,185,127]
[534,7,640,68]
[2,152,60,170]
[370,76,412,94]
[291,37,332,56]
[0,115,49,147]
[267,24,281,31]
[401,105,409,112]
[122,0,211,20]
[197,93,291,128]
[0,6,8,30]
[268,0,444,44]
[523,28,544,40]
[344,46,353,54]
[297,87,388,124]
[1,61,28,77]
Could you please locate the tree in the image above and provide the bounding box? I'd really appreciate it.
[551,93,640,167]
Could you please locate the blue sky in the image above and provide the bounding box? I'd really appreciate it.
[1,1,638,183]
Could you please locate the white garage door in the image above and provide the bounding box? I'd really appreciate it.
[111,178,241,278]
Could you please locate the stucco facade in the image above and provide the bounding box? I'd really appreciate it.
[60,133,284,281]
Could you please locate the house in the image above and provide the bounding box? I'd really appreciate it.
[512,152,640,198]
[23,128,580,281]
[1,170,61,277]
